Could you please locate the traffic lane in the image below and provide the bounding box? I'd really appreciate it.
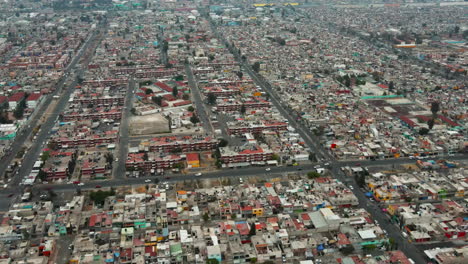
[185,64,213,134]
[114,78,134,179]
[349,183,427,263]
[32,164,318,192]
[1,31,97,187]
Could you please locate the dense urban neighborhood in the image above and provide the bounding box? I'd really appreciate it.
[0,0,466,264]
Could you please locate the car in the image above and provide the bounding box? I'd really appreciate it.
[95,185,102,188]
[73,181,80,184]
[355,163,361,166]
[265,168,271,172]
[78,183,84,186]
[67,181,73,184]
[195,173,202,177]
[297,168,303,171]
[42,181,48,184]
[7,193,14,197]
[324,163,330,166]
[349,185,354,190]
[165,176,170,179]
[409,156,416,159]
[144,179,152,183]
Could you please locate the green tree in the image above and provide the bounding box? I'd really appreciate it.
[252,62,261,73]
[89,190,115,206]
[145,88,153,95]
[389,81,395,91]
[172,87,178,97]
[307,171,321,179]
[427,118,435,130]
[430,101,440,118]
[41,151,50,162]
[249,222,256,237]
[218,139,228,148]
[152,96,163,106]
[206,259,219,264]
[203,212,209,222]
[188,106,195,112]
[38,170,47,182]
[207,93,217,105]
[419,127,430,135]
[240,104,246,115]
[190,115,200,124]
[339,244,355,255]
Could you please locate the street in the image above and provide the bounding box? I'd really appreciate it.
[113,77,135,179]
[185,64,214,134]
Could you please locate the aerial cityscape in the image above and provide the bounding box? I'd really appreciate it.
[0,0,466,263]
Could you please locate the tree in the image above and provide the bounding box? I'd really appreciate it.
[339,244,355,255]
[41,151,50,162]
[249,222,256,237]
[13,103,25,119]
[236,71,243,79]
[250,258,257,264]
[240,104,246,115]
[187,106,195,112]
[203,212,209,222]
[208,54,215,61]
[355,174,366,187]
[90,190,115,206]
[307,171,321,179]
[206,259,219,264]
[172,87,178,97]
[427,118,435,130]
[207,93,217,105]
[130,108,137,115]
[252,62,261,73]
[142,152,149,161]
[419,127,430,135]
[152,96,163,106]
[218,139,228,148]
[430,102,440,118]
[454,25,460,34]
[389,81,395,91]
[190,115,200,124]
[145,88,153,95]
[38,170,47,182]
[104,152,114,164]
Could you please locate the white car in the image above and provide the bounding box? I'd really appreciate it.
[195,173,202,177]
[144,179,152,183]
[265,168,271,172]
[78,183,85,186]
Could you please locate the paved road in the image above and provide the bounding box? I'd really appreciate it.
[0,33,94,188]
[113,77,135,179]
[0,23,105,211]
[206,16,448,263]
[185,64,214,134]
